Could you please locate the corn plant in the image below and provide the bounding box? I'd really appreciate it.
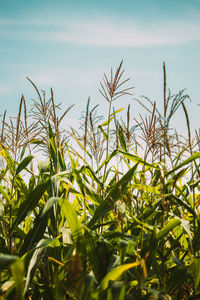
[0,62,200,300]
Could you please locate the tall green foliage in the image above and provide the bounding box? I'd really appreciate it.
[0,62,199,299]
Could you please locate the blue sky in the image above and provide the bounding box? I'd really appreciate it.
[0,0,200,132]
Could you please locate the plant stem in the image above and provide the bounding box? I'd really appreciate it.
[103,100,112,184]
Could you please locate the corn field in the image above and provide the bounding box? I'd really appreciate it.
[0,62,200,299]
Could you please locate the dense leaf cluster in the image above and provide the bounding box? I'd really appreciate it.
[0,63,199,299]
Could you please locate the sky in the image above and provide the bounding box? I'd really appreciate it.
[0,0,200,134]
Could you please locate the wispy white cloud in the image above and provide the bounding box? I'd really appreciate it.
[1,15,200,47]
[47,21,200,47]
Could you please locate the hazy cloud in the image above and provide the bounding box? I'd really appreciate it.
[48,21,200,47]
[1,16,200,47]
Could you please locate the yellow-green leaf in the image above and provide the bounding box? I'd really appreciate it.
[99,261,140,291]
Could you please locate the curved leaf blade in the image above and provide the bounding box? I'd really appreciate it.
[157,218,181,240]
[99,261,140,291]
[16,155,34,175]
[12,180,50,230]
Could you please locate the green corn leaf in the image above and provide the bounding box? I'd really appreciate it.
[0,254,18,270]
[194,257,200,294]
[99,261,140,291]
[11,259,24,300]
[118,124,127,152]
[12,180,50,230]
[132,216,153,231]
[131,183,160,195]
[59,198,82,237]
[0,185,11,204]
[41,197,59,216]
[51,176,60,197]
[97,149,152,174]
[109,107,124,117]
[98,125,108,139]
[139,200,161,220]
[80,165,104,189]
[172,195,195,216]
[58,149,66,171]
[119,150,158,169]
[66,145,86,197]
[88,163,138,227]
[83,183,102,204]
[19,146,26,161]
[100,116,115,127]
[85,233,109,283]
[97,149,118,172]
[157,218,181,240]
[49,138,57,171]
[30,139,46,145]
[16,155,34,175]
[192,222,200,251]
[19,213,49,255]
[0,145,15,174]
[100,108,124,127]
[105,163,138,202]
[24,239,46,292]
[172,147,187,167]
[71,128,92,159]
[48,123,58,173]
[171,168,188,188]
[167,152,200,176]
[152,168,161,186]
[15,176,29,197]
[48,122,54,139]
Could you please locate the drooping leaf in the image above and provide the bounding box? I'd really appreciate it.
[16,155,34,175]
[120,150,158,169]
[80,165,103,190]
[41,197,59,216]
[109,108,124,117]
[100,108,124,127]
[157,218,181,240]
[100,116,114,127]
[167,152,200,176]
[99,261,140,291]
